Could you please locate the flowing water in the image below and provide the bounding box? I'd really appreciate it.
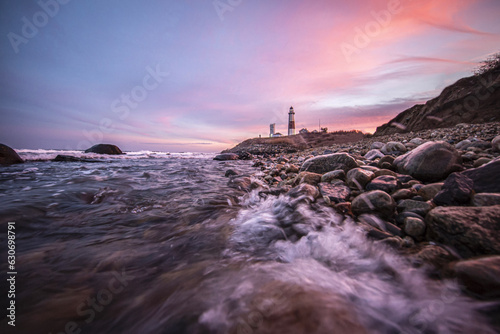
[0,150,497,333]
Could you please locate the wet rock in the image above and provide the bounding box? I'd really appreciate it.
[403,217,426,239]
[460,158,500,193]
[225,169,238,177]
[371,142,385,149]
[393,141,461,182]
[417,183,443,201]
[381,141,407,155]
[53,155,100,163]
[294,172,322,186]
[492,135,500,152]
[319,181,351,204]
[397,199,433,217]
[456,139,472,150]
[288,183,320,199]
[409,138,424,145]
[366,175,398,193]
[373,169,397,177]
[451,256,500,299]
[410,244,459,270]
[227,175,252,191]
[84,144,123,155]
[285,165,300,174]
[321,170,346,183]
[473,157,492,168]
[392,189,415,201]
[473,193,500,207]
[0,143,24,164]
[351,190,396,219]
[468,140,491,150]
[346,168,375,190]
[359,214,403,237]
[377,155,395,169]
[364,149,385,160]
[433,173,474,206]
[300,153,358,174]
[237,151,254,160]
[214,153,239,161]
[425,205,500,258]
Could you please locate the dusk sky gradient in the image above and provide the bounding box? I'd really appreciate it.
[1,0,500,152]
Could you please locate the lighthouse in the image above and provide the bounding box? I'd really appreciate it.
[288,106,295,136]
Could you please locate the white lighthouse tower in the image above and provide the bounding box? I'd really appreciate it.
[288,106,295,136]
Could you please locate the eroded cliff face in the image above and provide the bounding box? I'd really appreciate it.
[375,69,500,136]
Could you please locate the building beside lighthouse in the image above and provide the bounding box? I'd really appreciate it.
[288,106,295,136]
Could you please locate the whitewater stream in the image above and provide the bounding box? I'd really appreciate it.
[0,150,496,333]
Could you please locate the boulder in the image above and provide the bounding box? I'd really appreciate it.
[53,155,100,163]
[492,135,500,152]
[300,153,357,174]
[417,183,443,201]
[319,181,351,204]
[84,144,123,155]
[433,173,474,206]
[393,141,461,182]
[227,175,252,191]
[425,205,500,258]
[364,149,385,161]
[237,151,254,160]
[214,153,239,161]
[397,199,433,217]
[366,175,398,193]
[381,141,407,155]
[403,217,426,239]
[346,168,375,190]
[460,158,500,193]
[0,144,23,164]
[288,183,320,199]
[351,190,396,218]
[294,172,322,186]
[450,256,500,298]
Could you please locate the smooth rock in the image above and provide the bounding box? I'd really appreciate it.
[227,175,252,191]
[53,155,100,163]
[451,256,500,298]
[321,170,346,183]
[294,172,322,186]
[364,149,385,161]
[351,190,396,218]
[393,141,461,182]
[373,169,397,177]
[371,142,384,150]
[366,175,398,193]
[404,217,426,239]
[300,153,358,174]
[214,153,239,161]
[346,168,375,190]
[417,183,443,201]
[397,199,433,217]
[377,155,395,169]
[456,139,472,150]
[225,169,238,177]
[381,141,407,155]
[392,189,415,201]
[84,144,123,155]
[411,244,458,270]
[409,138,424,145]
[473,157,492,168]
[288,183,320,199]
[0,144,24,164]
[473,193,500,207]
[433,173,474,206]
[425,205,500,258]
[319,181,351,204]
[492,135,500,152]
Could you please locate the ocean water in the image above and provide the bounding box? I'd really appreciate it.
[0,150,496,333]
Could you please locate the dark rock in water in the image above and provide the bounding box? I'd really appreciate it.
[227,175,252,191]
[426,205,500,258]
[0,143,23,164]
[397,199,433,217]
[53,155,100,163]
[393,141,461,182]
[214,153,239,161]
[351,190,396,219]
[366,175,398,193]
[84,144,123,155]
[237,151,254,160]
[410,244,459,270]
[288,183,320,199]
[433,173,474,206]
[300,153,357,174]
[319,181,351,204]
[225,169,238,177]
[450,256,500,299]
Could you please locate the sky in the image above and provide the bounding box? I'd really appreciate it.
[0,0,499,152]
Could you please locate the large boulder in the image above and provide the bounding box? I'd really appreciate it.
[426,205,500,258]
[433,173,474,206]
[460,158,500,193]
[450,256,500,299]
[351,190,396,219]
[214,153,239,161]
[84,144,123,155]
[300,153,357,174]
[393,141,461,182]
[0,144,23,165]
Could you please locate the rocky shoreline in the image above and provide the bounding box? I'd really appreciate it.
[221,121,500,324]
